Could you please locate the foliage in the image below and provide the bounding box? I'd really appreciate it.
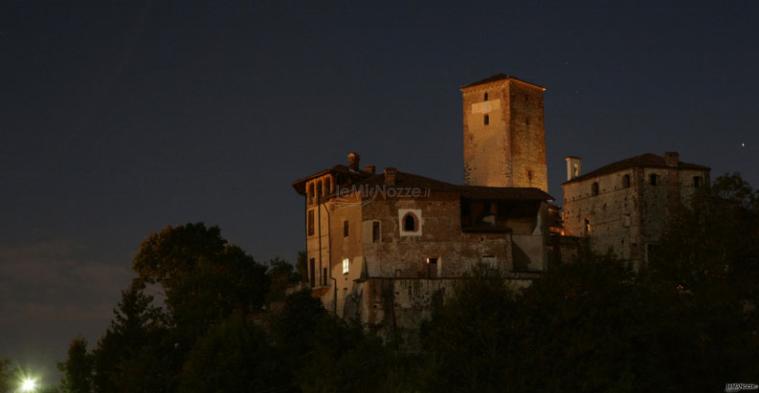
[59,178,759,393]
[58,338,92,393]
[92,280,170,393]
[133,223,269,342]
[178,313,292,393]
[0,359,12,393]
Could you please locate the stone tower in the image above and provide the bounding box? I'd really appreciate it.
[461,74,548,192]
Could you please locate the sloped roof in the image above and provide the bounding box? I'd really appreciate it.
[563,153,710,185]
[356,171,554,201]
[461,73,545,90]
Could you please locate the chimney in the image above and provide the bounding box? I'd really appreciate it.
[565,156,582,181]
[347,151,360,171]
[664,152,679,168]
[384,167,398,186]
[363,164,376,174]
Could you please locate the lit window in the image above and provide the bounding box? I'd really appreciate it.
[484,114,489,125]
[342,258,350,274]
[584,218,591,235]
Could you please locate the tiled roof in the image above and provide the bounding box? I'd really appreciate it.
[461,73,545,90]
[358,171,555,201]
[293,167,554,201]
[563,153,710,184]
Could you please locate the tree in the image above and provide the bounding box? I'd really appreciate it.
[644,173,759,389]
[132,223,269,342]
[0,359,12,393]
[92,280,169,393]
[58,338,92,393]
[418,268,520,393]
[178,313,292,393]
[266,257,302,303]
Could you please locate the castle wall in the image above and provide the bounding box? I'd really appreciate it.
[562,165,709,267]
[360,191,514,277]
[462,79,548,191]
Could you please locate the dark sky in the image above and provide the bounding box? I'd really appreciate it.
[1,0,757,382]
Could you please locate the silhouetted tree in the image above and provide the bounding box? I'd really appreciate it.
[179,313,292,393]
[132,223,269,343]
[58,338,92,393]
[92,280,168,393]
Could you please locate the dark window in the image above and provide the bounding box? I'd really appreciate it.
[322,267,327,286]
[584,218,591,235]
[403,213,417,232]
[426,257,438,278]
[622,174,631,188]
[693,176,702,188]
[309,258,316,287]
[307,210,315,236]
[484,114,489,125]
[483,92,488,101]
[372,221,380,242]
[343,220,349,237]
[591,182,599,196]
[649,174,658,186]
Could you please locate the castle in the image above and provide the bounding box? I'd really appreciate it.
[292,74,709,336]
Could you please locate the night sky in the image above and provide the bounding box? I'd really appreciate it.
[1,0,757,381]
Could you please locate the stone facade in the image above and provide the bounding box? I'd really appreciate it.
[293,161,553,334]
[561,152,710,268]
[462,75,548,192]
[292,73,712,338]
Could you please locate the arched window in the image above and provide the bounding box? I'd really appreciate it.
[591,182,599,196]
[622,174,631,188]
[483,92,488,101]
[403,213,418,232]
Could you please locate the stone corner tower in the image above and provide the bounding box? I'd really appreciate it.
[461,74,548,192]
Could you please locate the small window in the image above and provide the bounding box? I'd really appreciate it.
[584,218,591,235]
[591,182,599,196]
[426,257,438,278]
[403,213,418,232]
[649,174,658,186]
[343,220,349,237]
[307,210,315,236]
[622,174,631,188]
[322,267,327,286]
[483,92,488,101]
[342,258,350,274]
[484,114,489,125]
[372,221,380,243]
[693,176,702,188]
